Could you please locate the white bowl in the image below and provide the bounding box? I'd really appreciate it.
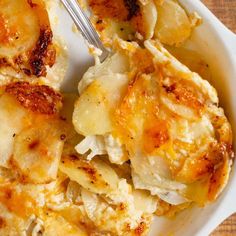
[55,0,236,235]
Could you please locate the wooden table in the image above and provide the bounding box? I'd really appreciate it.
[202,0,236,33]
[201,1,236,235]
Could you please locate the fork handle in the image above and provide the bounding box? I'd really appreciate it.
[60,0,109,61]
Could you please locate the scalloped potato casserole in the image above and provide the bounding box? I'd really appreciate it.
[0,0,234,235]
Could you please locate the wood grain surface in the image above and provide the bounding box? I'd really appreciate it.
[210,214,236,236]
[200,1,236,235]
[201,0,236,33]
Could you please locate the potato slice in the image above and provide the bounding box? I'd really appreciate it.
[73,82,112,136]
[0,82,63,168]
[13,120,65,184]
[139,0,157,39]
[88,0,157,43]
[44,212,88,236]
[154,0,192,45]
[60,155,119,194]
[0,94,29,167]
[73,73,129,136]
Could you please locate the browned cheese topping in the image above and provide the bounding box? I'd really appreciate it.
[5,82,62,115]
[0,0,56,77]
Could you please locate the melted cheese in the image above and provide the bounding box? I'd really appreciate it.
[0,1,233,235]
[87,0,157,45]
[0,82,66,184]
[0,0,56,78]
[73,39,233,207]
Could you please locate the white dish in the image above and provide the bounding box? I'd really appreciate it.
[54,0,236,235]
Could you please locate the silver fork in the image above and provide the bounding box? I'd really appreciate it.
[60,0,109,62]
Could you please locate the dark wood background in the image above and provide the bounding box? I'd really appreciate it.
[201,0,236,235]
[202,0,236,33]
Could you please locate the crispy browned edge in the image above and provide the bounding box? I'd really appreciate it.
[5,81,62,115]
[0,0,56,77]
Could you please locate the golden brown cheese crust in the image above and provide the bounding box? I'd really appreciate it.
[0,184,37,219]
[0,217,6,229]
[89,0,145,37]
[0,0,55,77]
[134,221,146,236]
[5,82,62,115]
[89,0,140,21]
[162,81,204,113]
[112,42,234,203]
[29,27,55,77]
[0,82,66,184]
[0,15,16,45]
[119,77,232,201]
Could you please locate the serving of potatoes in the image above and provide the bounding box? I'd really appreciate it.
[84,0,200,46]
